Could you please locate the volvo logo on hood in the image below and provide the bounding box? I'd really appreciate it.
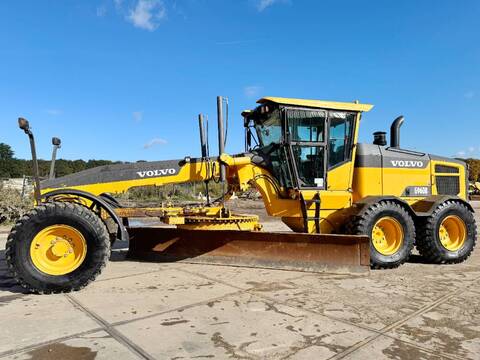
[390,160,425,168]
[137,168,177,178]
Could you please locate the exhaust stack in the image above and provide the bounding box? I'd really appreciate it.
[390,116,404,148]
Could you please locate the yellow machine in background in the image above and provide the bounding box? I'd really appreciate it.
[6,96,476,294]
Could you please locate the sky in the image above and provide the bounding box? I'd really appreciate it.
[0,0,479,162]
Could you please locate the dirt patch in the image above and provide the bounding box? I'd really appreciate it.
[26,343,97,360]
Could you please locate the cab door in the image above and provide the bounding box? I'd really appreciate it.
[285,108,358,233]
[320,111,358,231]
[285,107,328,190]
[324,111,357,198]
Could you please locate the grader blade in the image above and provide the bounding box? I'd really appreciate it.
[127,228,370,274]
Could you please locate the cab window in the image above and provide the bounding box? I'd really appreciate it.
[288,110,325,142]
[286,109,327,189]
[255,108,282,146]
[291,145,325,187]
[328,112,355,168]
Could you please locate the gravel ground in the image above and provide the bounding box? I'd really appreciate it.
[0,201,479,359]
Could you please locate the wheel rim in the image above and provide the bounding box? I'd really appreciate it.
[371,217,404,255]
[438,215,466,252]
[30,225,87,276]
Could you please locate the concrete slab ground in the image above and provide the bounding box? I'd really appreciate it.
[1,204,479,359]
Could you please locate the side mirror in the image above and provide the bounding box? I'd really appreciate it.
[52,137,61,146]
[18,117,30,132]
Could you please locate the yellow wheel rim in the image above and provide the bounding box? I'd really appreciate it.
[439,215,466,252]
[371,217,404,255]
[30,225,87,276]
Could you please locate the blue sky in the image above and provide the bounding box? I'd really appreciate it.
[1,0,479,162]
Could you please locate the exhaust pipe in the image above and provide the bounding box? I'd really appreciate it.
[390,116,404,148]
[49,137,61,179]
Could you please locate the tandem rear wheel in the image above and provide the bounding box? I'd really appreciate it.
[6,202,110,294]
[416,201,476,264]
[350,199,476,269]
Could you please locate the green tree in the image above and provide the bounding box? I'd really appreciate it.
[0,143,14,160]
[465,158,480,182]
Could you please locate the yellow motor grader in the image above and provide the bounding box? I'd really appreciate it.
[6,96,476,293]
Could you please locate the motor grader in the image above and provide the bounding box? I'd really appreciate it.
[6,96,477,294]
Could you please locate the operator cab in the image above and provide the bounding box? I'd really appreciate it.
[243,97,372,192]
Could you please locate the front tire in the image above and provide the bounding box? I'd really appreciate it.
[351,201,415,269]
[6,202,110,294]
[416,201,476,264]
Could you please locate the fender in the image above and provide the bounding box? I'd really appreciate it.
[41,189,129,242]
[410,195,474,216]
[353,195,474,219]
[352,196,417,219]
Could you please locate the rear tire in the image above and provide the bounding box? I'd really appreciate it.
[350,201,415,269]
[416,201,476,264]
[6,202,110,294]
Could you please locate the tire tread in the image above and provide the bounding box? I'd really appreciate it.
[416,200,476,264]
[5,202,110,294]
[350,200,415,269]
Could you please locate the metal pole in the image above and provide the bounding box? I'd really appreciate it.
[217,96,226,182]
[49,137,61,179]
[29,133,41,203]
[18,118,41,204]
[21,175,26,198]
[49,146,58,179]
[198,114,207,158]
[198,113,210,205]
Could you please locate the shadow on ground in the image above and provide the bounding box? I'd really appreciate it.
[0,250,28,294]
[408,254,438,265]
[0,241,131,293]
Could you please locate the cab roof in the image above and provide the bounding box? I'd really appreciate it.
[257,96,374,112]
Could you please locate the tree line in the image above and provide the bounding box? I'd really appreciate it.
[0,142,116,178]
[465,159,480,183]
[3,141,480,182]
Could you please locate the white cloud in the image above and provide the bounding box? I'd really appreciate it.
[133,111,143,122]
[456,145,480,157]
[96,5,107,17]
[244,85,263,98]
[256,0,287,12]
[45,109,62,116]
[127,0,166,31]
[144,137,167,149]
[464,91,475,99]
